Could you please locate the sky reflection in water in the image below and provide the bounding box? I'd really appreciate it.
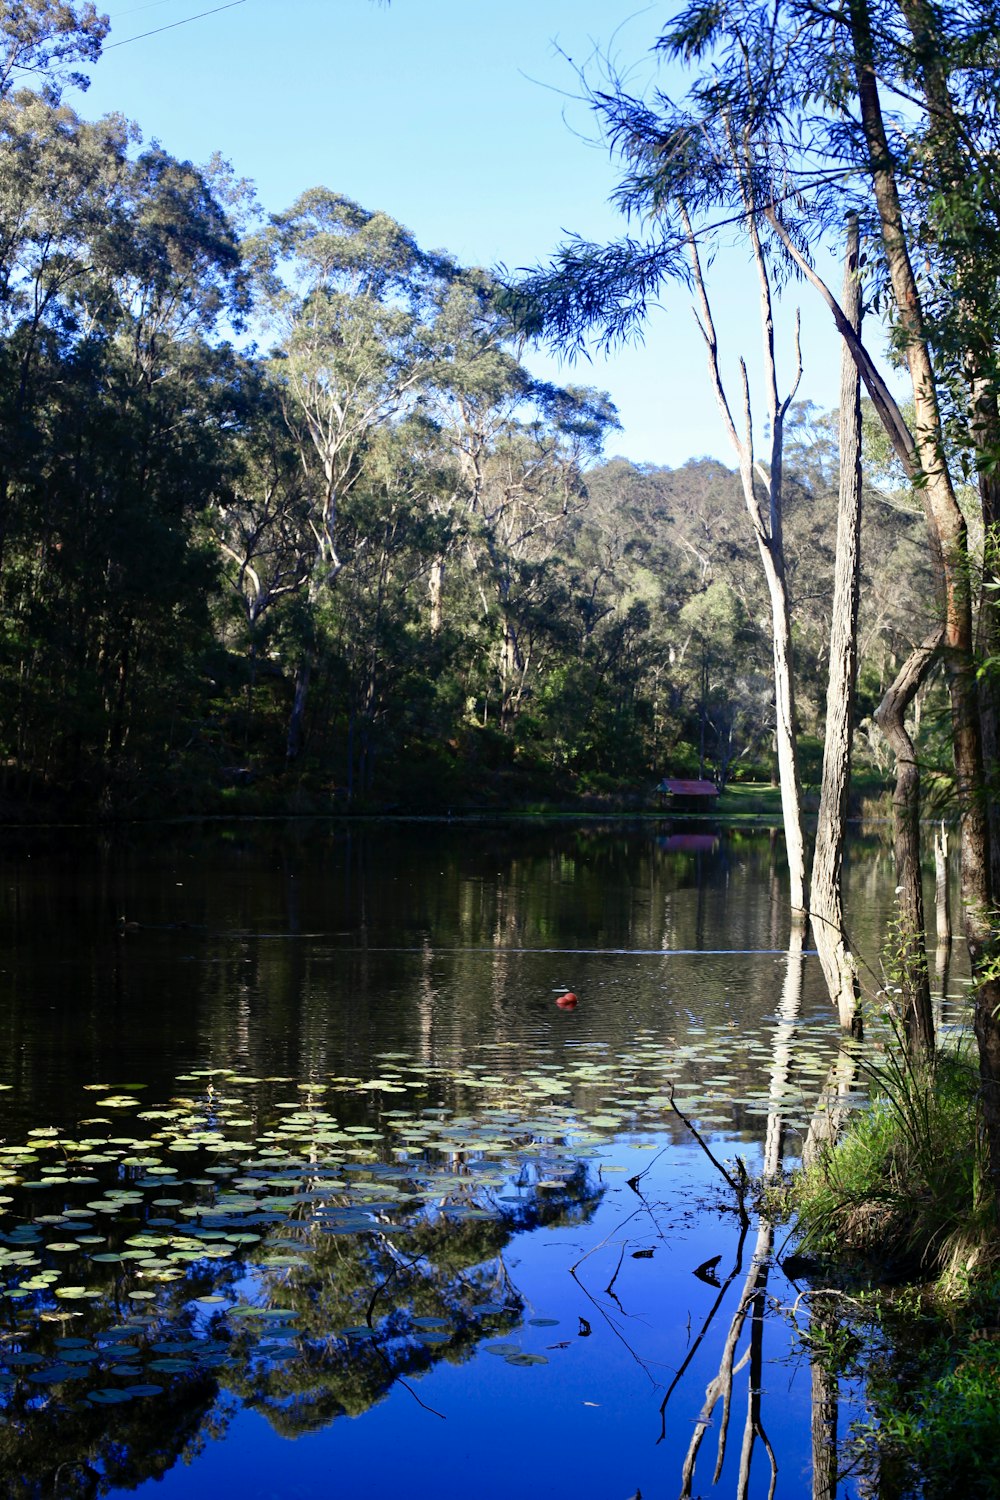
[0,821,932,1497]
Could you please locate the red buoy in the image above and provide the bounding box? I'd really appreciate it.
[556,991,578,1010]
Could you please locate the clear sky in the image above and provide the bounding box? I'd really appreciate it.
[63,0,885,469]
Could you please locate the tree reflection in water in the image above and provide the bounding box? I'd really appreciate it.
[562,927,852,1500]
[0,821,897,1498]
[0,1109,603,1497]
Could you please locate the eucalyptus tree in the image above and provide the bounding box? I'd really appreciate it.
[0,0,107,101]
[470,382,617,733]
[810,217,865,1033]
[0,103,246,805]
[552,461,680,779]
[252,190,457,760]
[62,143,242,777]
[0,96,132,572]
[656,0,1000,1187]
[211,369,312,736]
[509,46,811,925]
[421,266,531,639]
[427,269,619,737]
[0,0,110,587]
[316,417,461,801]
[678,578,768,786]
[839,0,1000,907]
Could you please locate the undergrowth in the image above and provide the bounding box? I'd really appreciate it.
[852,1328,1000,1498]
[793,1033,992,1287]
[792,1027,1000,1496]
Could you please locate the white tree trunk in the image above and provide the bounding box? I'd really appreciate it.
[811,215,864,1031]
[758,543,807,921]
[680,198,806,926]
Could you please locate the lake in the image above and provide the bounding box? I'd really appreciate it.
[0,819,964,1499]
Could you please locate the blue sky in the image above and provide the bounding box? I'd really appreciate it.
[66,0,882,468]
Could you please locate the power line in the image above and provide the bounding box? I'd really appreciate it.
[104,0,248,51]
[109,1,192,19]
[9,0,249,79]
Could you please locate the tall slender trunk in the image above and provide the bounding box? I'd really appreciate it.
[972,390,1000,901]
[811,215,864,1034]
[286,655,312,764]
[934,819,953,1012]
[758,544,806,920]
[847,0,1000,1193]
[428,555,444,635]
[875,630,941,1056]
[934,821,952,948]
[680,199,806,922]
[499,613,522,732]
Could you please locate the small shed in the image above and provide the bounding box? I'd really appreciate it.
[655,777,720,811]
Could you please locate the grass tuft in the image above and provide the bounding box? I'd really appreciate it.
[794,1035,991,1284]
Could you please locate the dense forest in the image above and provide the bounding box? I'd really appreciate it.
[0,4,949,822]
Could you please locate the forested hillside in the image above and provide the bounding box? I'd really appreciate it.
[0,16,939,818]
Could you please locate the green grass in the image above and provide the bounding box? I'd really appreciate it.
[793,1031,1000,1497]
[794,1037,988,1284]
[715,783,783,816]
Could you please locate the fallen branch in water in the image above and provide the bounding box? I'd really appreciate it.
[666,1082,751,1228]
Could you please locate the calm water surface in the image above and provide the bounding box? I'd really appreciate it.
[0,821,964,1499]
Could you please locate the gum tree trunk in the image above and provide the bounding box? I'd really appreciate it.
[810,213,864,1034]
[874,629,941,1056]
[680,195,807,925]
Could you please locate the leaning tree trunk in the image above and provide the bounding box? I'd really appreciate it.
[811,214,864,1034]
[874,629,941,1057]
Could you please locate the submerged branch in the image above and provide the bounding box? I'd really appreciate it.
[667,1081,750,1227]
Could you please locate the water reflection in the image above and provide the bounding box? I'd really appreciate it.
[0,1059,607,1496]
[0,820,911,1134]
[0,821,967,1498]
[666,929,804,1498]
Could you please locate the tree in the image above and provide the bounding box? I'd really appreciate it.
[681,203,807,919]
[427,272,618,738]
[211,368,311,744]
[0,95,245,808]
[810,216,864,1034]
[508,48,811,921]
[252,190,456,761]
[0,0,107,102]
[678,579,758,786]
[657,0,1000,1187]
